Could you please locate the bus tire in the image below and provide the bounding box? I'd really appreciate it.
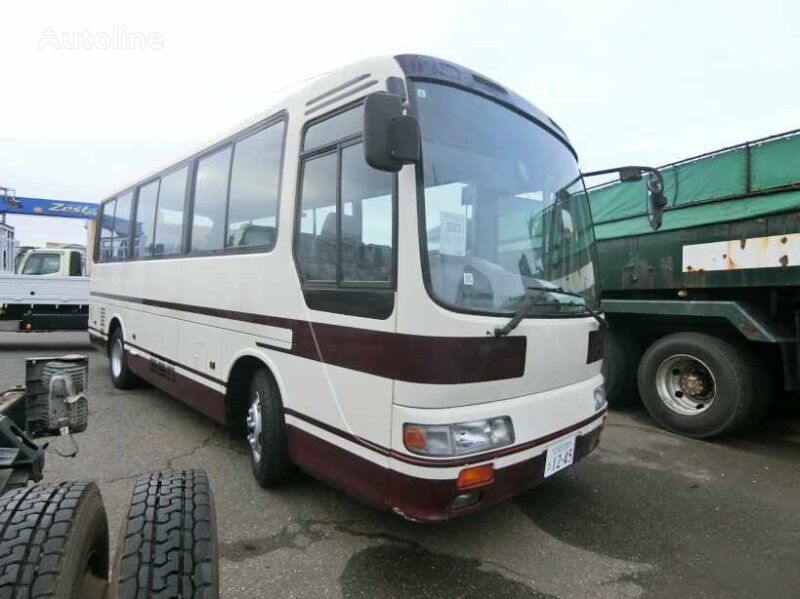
[111,469,218,599]
[108,327,140,389]
[602,328,641,406]
[637,332,767,438]
[246,367,293,487]
[0,481,109,599]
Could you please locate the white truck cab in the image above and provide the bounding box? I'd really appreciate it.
[16,249,86,277]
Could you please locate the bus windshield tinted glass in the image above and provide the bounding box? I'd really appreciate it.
[412,81,598,315]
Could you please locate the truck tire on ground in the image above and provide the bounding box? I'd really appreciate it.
[246,367,294,488]
[602,328,641,406]
[638,332,768,438]
[108,327,140,389]
[0,481,109,599]
[111,469,218,599]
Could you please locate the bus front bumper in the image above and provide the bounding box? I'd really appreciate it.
[387,411,604,523]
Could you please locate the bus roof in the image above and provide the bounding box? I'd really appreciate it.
[101,54,571,202]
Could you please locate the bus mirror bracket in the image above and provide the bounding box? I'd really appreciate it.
[363,92,420,172]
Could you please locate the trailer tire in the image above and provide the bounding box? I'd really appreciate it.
[602,328,641,406]
[638,332,767,438]
[108,327,140,389]
[111,469,218,599]
[0,481,109,599]
[246,367,293,488]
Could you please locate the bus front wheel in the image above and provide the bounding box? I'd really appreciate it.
[637,332,769,438]
[246,367,293,487]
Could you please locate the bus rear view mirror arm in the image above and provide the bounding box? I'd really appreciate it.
[581,165,667,231]
[363,92,421,172]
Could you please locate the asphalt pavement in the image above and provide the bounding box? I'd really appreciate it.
[1,331,798,598]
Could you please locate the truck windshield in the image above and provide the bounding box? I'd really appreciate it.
[21,252,61,275]
[412,81,598,316]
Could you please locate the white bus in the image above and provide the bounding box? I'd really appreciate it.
[89,55,610,522]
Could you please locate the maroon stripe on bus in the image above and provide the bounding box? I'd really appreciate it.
[126,340,226,386]
[90,291,526,384]
[287,404,606,468]
[126,351,227,423]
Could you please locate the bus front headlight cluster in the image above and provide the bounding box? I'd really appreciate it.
[594,385,607,412]
[403,417,514,456]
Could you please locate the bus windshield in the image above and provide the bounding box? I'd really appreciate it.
[412,81,598,316]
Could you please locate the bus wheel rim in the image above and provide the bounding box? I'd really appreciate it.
[655,353,716,416]
[111,339,123,378]
[246,392,262,463]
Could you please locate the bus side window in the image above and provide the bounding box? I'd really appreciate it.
[298,152,338,281]
[112,191,133,261]
[133,180,160,258]
[340,143,393,283]
[295,104,396,319]
[227,121,285,249]
[153,166,189,256]
[191,146,232,253]
[98,198,117,262]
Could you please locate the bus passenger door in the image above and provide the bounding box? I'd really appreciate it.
[291,118,397,507]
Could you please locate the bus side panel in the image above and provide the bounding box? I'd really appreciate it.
[286,425,389,512]
[126,350,226,423]
[125,305,178,361]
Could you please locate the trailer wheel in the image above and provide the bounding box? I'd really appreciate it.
[111,469,218,599]
[108,327,140,389]
[638,332,768,438]
[246,367,293,488]
[602,328,641,406]
[0,481,109,599]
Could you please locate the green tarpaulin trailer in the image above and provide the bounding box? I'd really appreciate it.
[588,129,799,438]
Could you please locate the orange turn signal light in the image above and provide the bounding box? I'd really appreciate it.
[457,464,494,490]
[403,425,427,451]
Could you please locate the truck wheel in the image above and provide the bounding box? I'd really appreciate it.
[0,482,109,599]
[246,367,293,487]
[638,332,767,438]
[108,327,140,389]
[111,469,218,599]
[602,328,641,406]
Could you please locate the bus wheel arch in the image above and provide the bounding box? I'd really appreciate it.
[225,354,268,436]
[107,317,123,355]
[106,318,140,389]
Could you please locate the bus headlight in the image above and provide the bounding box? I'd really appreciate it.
[594,385,607,412]
[403,417,514,456]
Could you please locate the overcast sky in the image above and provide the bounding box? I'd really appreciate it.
[1,0,798,246]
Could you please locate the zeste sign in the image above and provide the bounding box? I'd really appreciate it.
[1,196,98,219]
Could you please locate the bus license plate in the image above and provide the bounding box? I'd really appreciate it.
[544,436,576,478]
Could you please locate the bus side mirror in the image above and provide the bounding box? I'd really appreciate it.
[646,175,667,230]
[363,92,420,172]
[582,165,668,231]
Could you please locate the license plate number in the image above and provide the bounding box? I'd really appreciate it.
[544,436,576,478]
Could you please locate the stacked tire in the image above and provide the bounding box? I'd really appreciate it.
[0,469,217,599]
[111,470,218,599]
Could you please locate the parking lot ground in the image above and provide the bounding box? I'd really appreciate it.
[1,331,798,598]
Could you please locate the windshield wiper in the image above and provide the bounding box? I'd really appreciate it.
[493,285,607,338]
[540,285,608,330]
